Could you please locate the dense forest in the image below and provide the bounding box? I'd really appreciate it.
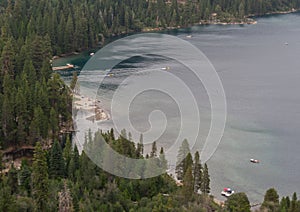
[1,0,300,211]
[0,130,218,211]
[0,0,300,55]
[0,130,299,211]
[0,0,300,149]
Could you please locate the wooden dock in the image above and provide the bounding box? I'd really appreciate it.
[52,64,74,71]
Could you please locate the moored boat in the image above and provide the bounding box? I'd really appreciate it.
[250,158,260,163]
[221,188,234,197]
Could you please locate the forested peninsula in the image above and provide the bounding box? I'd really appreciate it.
[1,0,300,211]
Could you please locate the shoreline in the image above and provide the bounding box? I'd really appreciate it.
[73,93,110,122]
[248,8,298,18]
[52,8,299,62]
[56,9,299,206]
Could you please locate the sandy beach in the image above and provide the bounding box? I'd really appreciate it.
[73,94,110,122]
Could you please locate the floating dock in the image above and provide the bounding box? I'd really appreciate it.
[52,63,74,71]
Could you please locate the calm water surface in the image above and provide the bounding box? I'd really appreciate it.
[57,12,300,202]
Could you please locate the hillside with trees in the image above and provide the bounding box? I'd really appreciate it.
[1,0,300,211]
[1,130,299,211]
[1,0,300,55]
[0,130,222,211]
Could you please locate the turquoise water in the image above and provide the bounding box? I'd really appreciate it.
[59,12,300,203]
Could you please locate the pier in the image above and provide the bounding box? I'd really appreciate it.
[52,63,74,71]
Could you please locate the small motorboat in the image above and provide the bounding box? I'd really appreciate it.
[90,52,95,56]
[186,35,192,38]
[221,188,234,197]
[161,66,170,71]
[250,158,260,163]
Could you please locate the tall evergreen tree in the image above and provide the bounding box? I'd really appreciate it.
[159,147,168,171]
[19,160,32,195]
[193,151,202,193]
[58,181,74,212]
[225,192,251,212]
[49,107,59,139]
[261,188,280,211]
[7,164,18,194]
[49,140,65,178]
[32,142,49,211]
[136,133,144,157]
[63,135,72,176]
[201,163,210,194]
[290,192,298,212]
[182,166,194,202]
[150,141,157,158]
[0,38,15,77]
[175,139,191,181]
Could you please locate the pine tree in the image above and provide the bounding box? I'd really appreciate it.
[201,163,210,194]
[136,133,144,157]
[23,59,36,90]
[1,74,16,146]
[280,197,288,212]
[225,192,251,212]
[41,59,52,81]
[290,192,298,212]
[7,164,18,194]
[64,14,75,52]
[193,151,202,193]
[49,107,59,139]
[0,38,15,77]
[58,181,74,212]
[1,87,16,146]
[19,160,31,195]
[63,135,72,176]
[120,129,127,139]
[29,106,46,143]
[159,147,168,171]
[261,188,279,211]
[182,166,194,202]
[68,145,79,182]
[0,177,17,211]
[150,141,157,158]
[0,151,3,172]
[175,139,191,181]
[128,132,133,141]
[49,140,65,178]
[32,142,49,211]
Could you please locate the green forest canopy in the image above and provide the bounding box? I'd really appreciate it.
[0,0,300,55]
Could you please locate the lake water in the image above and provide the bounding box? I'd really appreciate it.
[57,12,300,203]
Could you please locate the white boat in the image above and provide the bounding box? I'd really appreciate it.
[186,35,192,38]
[285,42,289,45]
[250,158,260,163]
[221,188,235,197]
[90,52,95,56]
[161,66,170,70]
